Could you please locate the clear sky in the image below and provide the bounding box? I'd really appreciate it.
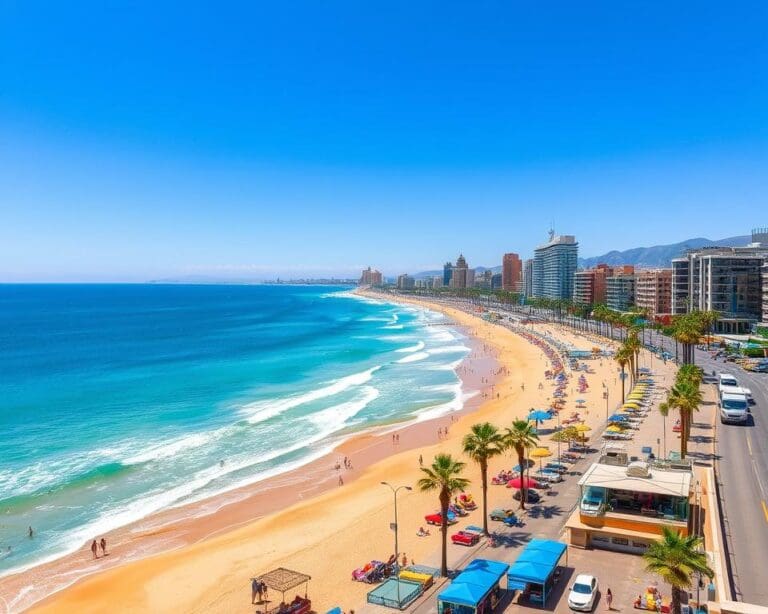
[1,2,767,281]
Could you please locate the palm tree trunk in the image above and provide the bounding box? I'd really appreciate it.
[621,366,626,403]
[439,490,449,577]
[671,586,681,614]
[517,448,526,510]
[480,459,489,535]
[680,409,688,459]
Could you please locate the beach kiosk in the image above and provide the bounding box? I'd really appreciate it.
[437,558,509,614]
[506,539,568,605]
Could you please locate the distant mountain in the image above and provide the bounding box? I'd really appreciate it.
[579,235,751,269]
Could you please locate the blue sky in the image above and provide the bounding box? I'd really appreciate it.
[1,2,767,281]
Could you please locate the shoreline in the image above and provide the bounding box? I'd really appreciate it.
[0,294,499,612]
[19,292,628,613]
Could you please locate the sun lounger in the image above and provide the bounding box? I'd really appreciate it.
[398,570,434,589]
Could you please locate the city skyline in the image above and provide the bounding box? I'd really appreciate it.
[2,3,767,282]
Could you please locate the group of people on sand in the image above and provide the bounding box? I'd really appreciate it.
[90,537,108,558]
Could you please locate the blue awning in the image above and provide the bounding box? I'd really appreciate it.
[507,539,567,590]
[438,558,509,607]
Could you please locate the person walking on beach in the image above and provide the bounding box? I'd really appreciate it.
[91,540,99,559]
[606,588,613,610]
[251,577,261,604]
[418,454,423,467]
[100,537,107,556]
[28,526,33,539]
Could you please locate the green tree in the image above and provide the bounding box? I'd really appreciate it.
[615,346,632,403]
[462,422,506,535]
[663,378,703,458]
[503,420,539,510]
[417,453,470,577]
[643,527,713,614]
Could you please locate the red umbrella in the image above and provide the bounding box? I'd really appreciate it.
[507,476,540,489]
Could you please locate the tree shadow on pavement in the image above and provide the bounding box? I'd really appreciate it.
[526,505,564,520]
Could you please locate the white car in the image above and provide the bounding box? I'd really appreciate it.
[567,574,599,611]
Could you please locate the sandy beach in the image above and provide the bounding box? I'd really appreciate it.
[13,293,631,613]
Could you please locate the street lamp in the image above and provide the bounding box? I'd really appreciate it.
[381,482,412,603]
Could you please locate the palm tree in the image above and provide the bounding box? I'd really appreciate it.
[615,347,632,403]
[462,422,506,535]
[665,379,703,457]
[418,453,470,577]
[643,527,713,614]
[503,420,539,510]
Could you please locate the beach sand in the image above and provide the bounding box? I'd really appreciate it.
[18,294,632,613]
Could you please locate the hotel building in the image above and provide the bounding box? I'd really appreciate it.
[396,274,415,290]
[523,259,534,298]
[605,267,636,312]
[635,269,672,319]
[359,267,383,287]
[502,253,523,292]
[532,232,579,300]
[671,232,768,334]
[443,262,453,287]
[450,254,469,289]
[573,264,611,306]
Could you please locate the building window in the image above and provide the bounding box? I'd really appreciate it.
[611,537,629,546]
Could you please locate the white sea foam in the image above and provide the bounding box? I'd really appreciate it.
[306,386,379,429]
[123,432,215,465]
[395,341,426,353]
[241,365,381,424]
[396,351,430,364]
[429,358,465,371]
[428,330,456,342]
[382,324,404,330]
[426,344,470,355]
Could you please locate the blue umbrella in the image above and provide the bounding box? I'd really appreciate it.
[528,410,552,422]
[607,414,628,422]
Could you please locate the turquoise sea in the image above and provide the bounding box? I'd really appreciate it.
[0,284,468,575]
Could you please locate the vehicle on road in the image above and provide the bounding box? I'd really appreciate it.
[567,574,599,611]
[424,511,457,526]
[720,392,749,424]
[718,373,739,397]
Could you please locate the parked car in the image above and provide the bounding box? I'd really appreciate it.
[424,511,457,526]
[451,530,481,546]
[512,489,541,503]
[567,574,599,611]
[490,508,516,521]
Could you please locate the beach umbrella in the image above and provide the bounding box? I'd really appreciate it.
[575,423,592,433]
[606,425,625,433]
[528,410,552,422]
[508,476,540,489]
[607,414,628,422]
[530,447,553,473]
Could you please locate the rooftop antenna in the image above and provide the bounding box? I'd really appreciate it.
[548,221,555,242]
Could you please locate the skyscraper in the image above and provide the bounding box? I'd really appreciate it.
[451,254,469,289]
[635,269,672,319]
[523,259,534,298]
[532,232,578,300]
[502,253,523,292]
[443,262,453,287]
[359,266,383,287]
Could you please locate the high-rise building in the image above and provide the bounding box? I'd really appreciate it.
[502,253,523,292]
[575,264,632,307]
[432,276,444,289]
[443,262,453,287]
[635,269,672,319]
[359,267,383,286]
[523,259,534,298]
[396,274,415,290]
[450,254,469,289]
[491,273,503,290]
[466,268,475,288]
[532,232,579,300]
[605,270,636,312]
[763,262,768,325]
[671,230,768,333]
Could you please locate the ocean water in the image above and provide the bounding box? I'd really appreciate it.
[0,284,469,575]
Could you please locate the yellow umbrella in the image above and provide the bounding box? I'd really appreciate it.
[606,424,625,432]
[530,447,553,473]
[575,423,592,432]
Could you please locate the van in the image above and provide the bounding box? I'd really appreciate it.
[718,373,739,398]
[729,386,755,405]
[720,392,749,424]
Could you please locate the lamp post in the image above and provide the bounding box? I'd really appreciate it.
[381,482,412,603]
